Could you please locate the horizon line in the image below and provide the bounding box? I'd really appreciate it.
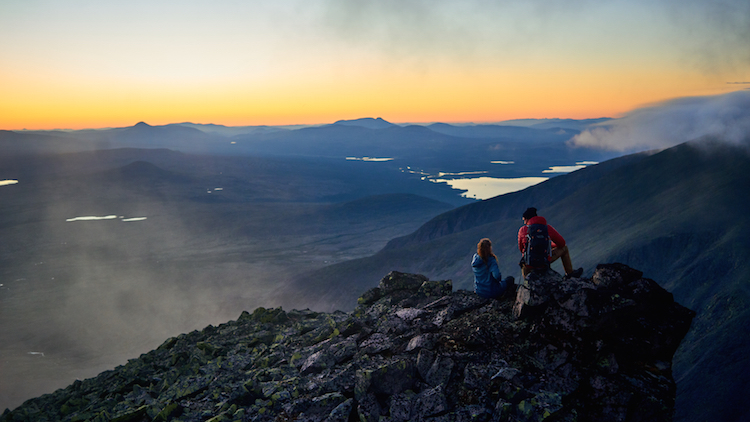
[5,116,614,132]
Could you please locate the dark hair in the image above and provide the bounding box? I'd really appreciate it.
[477,238,497,263]
[522,207,537,220]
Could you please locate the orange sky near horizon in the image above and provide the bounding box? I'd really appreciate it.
[1,0,747,131]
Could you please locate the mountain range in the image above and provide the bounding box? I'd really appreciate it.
[0,118,746,422]
[2,118,623,179]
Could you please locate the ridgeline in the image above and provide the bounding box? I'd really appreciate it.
[2,264,693,422]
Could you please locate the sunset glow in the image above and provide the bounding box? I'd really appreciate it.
[1,0,747,130]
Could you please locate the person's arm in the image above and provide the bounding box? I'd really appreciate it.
[489,257,501,280]
[518,226,527,253]
[547,225,566,249]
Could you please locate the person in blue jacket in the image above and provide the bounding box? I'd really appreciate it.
[472,238,515,299]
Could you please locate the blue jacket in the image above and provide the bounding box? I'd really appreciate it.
[472,253,504,298]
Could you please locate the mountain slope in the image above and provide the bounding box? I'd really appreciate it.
[1,266,693,422]
[285,139,750,422]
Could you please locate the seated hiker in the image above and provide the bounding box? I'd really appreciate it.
[472,238,515,298]
[518,207,583,280]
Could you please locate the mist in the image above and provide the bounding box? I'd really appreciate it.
[570,90,750,152]
[0,145,470,410]
[0,193,286,411]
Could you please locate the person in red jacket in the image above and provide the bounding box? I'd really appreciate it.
[518,207,583,279]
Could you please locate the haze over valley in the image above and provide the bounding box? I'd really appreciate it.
[0,116,621,410]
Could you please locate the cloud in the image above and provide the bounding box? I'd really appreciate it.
[315,0,750,74]
[570,91,750,152]
[662,0,750,74]
[314,0,604,64]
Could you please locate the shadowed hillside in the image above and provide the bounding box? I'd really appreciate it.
[284,139,750,422]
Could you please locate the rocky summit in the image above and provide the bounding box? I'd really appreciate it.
[2,263,694,422]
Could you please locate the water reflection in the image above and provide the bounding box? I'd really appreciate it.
[543,165,586,173]
[346,157,394,162]
[433,177,549,200]
[66,215,147,222]
[542,161,599,174]
[437,171,487,177]
[66,215,118,222]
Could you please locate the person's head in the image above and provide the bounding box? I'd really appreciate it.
[477,238,493,262]
[522,207,537,223]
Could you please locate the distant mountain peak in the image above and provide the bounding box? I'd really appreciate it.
[133,122,151,128]
[333,117,395,129]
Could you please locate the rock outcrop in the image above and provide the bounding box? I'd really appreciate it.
[1,264,694,422]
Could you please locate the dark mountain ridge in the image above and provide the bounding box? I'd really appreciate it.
[498,117,612,130]
[169,122,291,137]
[0,130,109,155]
[1,265,694,422]
[426,122,575,141]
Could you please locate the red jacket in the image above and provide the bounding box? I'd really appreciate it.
[518,216,565,261]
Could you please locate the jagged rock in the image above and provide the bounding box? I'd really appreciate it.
[396,307,428,320]
[418,279,453,298]
[357,287,384,305]
[416,384,449,418]
[390,393,420,422]
[379,271,428,293]
[300,349,336,375]
[324,397,353,422]
[406,333,437,351]
[360,359,417,396]
[1,265,694,422]
[425,355,455,387]
[331,337,357,363]
[356,393,381,422]
[359,332,394,354]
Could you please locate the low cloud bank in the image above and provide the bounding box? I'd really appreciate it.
[571,90,750,152]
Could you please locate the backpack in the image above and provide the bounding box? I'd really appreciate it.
[524,223,551,267]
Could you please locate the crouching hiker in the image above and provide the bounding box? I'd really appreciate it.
[472,238,515,299]
[518,207,583,280]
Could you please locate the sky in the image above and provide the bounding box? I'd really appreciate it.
[572,90,750,151]
[1,0,749,130]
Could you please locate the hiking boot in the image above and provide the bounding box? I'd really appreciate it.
[564,267,584,280]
